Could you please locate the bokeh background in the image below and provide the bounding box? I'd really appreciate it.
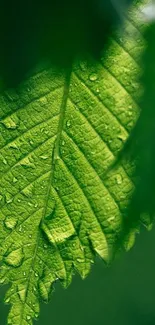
[1,225,155,325]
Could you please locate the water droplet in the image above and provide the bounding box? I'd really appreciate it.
[96,88,100,94]
[141,3,155,22]
[2,117,17,130]
[4,297,10,304]
[6,193,13,204]
[39,155,48,160]
[22,187,32,198]
[3,158,7,165]
[43,244,48,249]
[13,177,18,183]
[62,140,65,146]
[89,73,98,81]
[4,248,24,267]
[76,258,85,263]
[26,315,31,321]
[9,143,18,149]
[23,272,26,276]
[0,277,5,284]
[115,174,122,185]
[28,202,33,206]
[108,216,115,222]
[66,120,71,127]
[35,272,38,277]
[118,133,126,142]
[29,234,32,238]
[18,225,23,232]
[21,157,35,169]
[35,313,39,319]
[4,216,17,230]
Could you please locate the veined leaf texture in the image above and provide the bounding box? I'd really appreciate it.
[0,1,149,324]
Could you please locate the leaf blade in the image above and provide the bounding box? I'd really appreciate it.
[0,3,148,324]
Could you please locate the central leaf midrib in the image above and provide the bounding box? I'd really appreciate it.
[19,68,72,324]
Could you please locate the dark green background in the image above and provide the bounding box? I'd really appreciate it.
[1,226,155,325]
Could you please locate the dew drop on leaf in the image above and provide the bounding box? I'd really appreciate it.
[4,215,17,230]
[26,315,31,321]
[115,174,122,185]
[66,120,71,127]
[4,297,10,304]
[18,225,23,233]
[35,313,39,319]
[89,73,98,81]
[117,133,127,142]
[33,286,37,292]
[76,258,85,263]
[2,117,18,130]
[39,155,48,160]
[3,158,7,165]
[0,277,5,284]
[4,248,24,267]
[6,193,13,204]
[13,177,18,183]
[8,143,19,149]
[21,157,35,169]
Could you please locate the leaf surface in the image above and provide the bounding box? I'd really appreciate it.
[0,3,147,324]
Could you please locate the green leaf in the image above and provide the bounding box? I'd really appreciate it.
[0,2,148,325]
